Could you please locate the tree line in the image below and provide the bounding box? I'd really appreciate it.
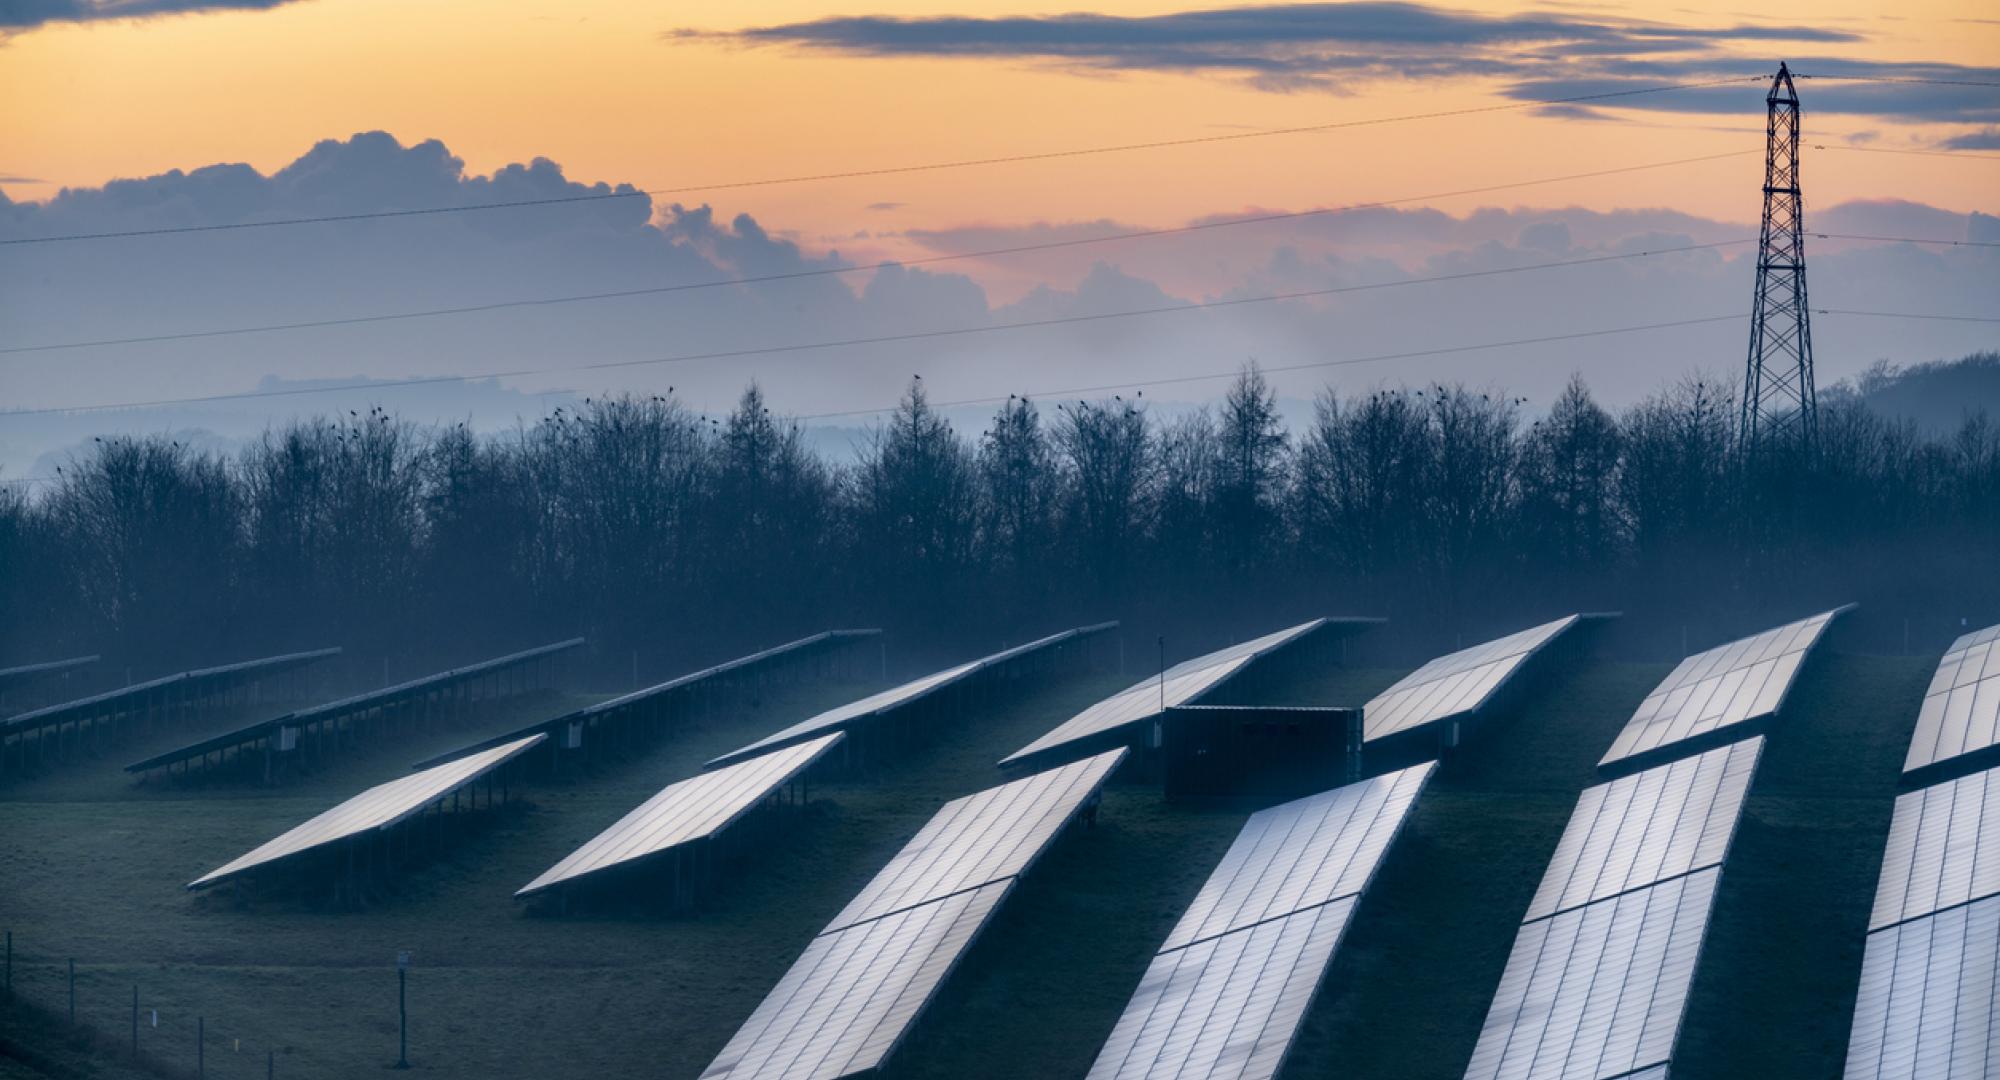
[2,362,1995,678]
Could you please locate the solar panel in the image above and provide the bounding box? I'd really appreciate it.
[4,647,341,737]
[1001,619,1333,768]
[127,639,581,773]
[187,733,545,890]
[703,748,1126,1079]
[1464,869,1718,1080]
[516,732,843,899]
[1526,738,1761,923]
[1870,765,2000,932]
[1600,606,1850,770]
[698,881,1011,1080]
[1904,623,2000,777]
[411,629,881,769]
[1087,896,1355,1080]
[1160,761,1433,951]
[707,623,1115,769]
[1363,616,1581,742]
[1084,763,1431,1080]
[1845,892,2000,1080]
[0,654,99,684]
[825,748,1125,932]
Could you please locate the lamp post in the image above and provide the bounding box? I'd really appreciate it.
[394,951,411,1070]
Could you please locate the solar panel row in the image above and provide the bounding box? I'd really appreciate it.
[1526,739,1761,923]
[1600,606,1849,770]
[1363,615,1582,743]
[1467,870,1717,1080]
[1088,896,1355,1080]
[127,638,581,774]
[827,749,1128,932]
[1845,891,2000,1080]
[515,732,844,899]
[0,654,100,686]
[188,732,546,890]
[701,882,1011,1080]
[1087,763,1434,1080]
[1467,739,1761,1080]
[1904,622,2000,778]
[412,629,880,770]
[3,647,342,737]
[1870,765,2000,933]
[1001,618,1351,769]
[701,749,1126,1080]
[708,622,1116,770]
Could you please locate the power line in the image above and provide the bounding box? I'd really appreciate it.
[1815,144,2000,161]
[0,76,1765,248]
[0,150,1758,356]
[1816,232,2000,248]
[0,314,1753,476]
[4,300,1988,421]
[791,315,1750,422]
[1817,307,2000,324]
[6,220,1985,359]
[1797,73,2000,88]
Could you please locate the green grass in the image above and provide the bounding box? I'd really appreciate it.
[0,647,1932,1079]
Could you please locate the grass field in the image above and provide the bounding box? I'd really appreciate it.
[0,642,1932,1079]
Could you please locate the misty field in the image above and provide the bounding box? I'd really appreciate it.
[1,646,1927,1079]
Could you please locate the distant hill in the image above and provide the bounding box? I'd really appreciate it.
[1838,351,2000,433]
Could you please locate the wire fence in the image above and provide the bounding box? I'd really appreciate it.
[2,929,286,1080]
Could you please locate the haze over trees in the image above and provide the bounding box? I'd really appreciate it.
[3,358,1994,675]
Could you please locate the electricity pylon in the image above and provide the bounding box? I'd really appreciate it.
[1740,62,1817,456]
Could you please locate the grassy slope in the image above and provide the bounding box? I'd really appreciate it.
[0,646,1930,1079]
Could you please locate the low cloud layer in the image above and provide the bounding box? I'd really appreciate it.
[684,3,1998,126]
[1,132,1994,479]
[0,0,305,30]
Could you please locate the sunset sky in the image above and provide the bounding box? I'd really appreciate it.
[1,1,1996,475]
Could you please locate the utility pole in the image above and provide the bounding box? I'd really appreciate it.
[1740,62,1818,457]
[394,950,411,1070]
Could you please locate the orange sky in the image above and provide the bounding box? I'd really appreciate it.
[3,0,1995,272]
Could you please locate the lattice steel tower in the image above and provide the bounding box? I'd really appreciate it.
[1740,62,1817,454]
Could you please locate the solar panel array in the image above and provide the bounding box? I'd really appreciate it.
[1525,739,1761,922]
[1001,619,1331,768]
[3,647,341,738]
[708,622,1115,769]
[1903,622,2000,777]
[1091,896,1355,1080]
[412,629,880,769]
[128,638,581,773]
[1467,870,1717,1080]
[701,748,1126,1080]
[1846,891,2000,1080]
[1600,606,1849,770]
[1466,739,1761,1080]
[188,733,545,890]
[1087,762,1434,1080]
[1363,615,1580,742]
[1870,766,2000,932]
[701,882,1011,1080]
[0,654,99,686]
[516,732,844,900]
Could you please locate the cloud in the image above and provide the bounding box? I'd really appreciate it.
[866,201,905,212]
[0,131,1993,480]
[1943,128,2000,150]
[0,174,42,183]
[1,0,307,31]
[679,4,1998,122]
